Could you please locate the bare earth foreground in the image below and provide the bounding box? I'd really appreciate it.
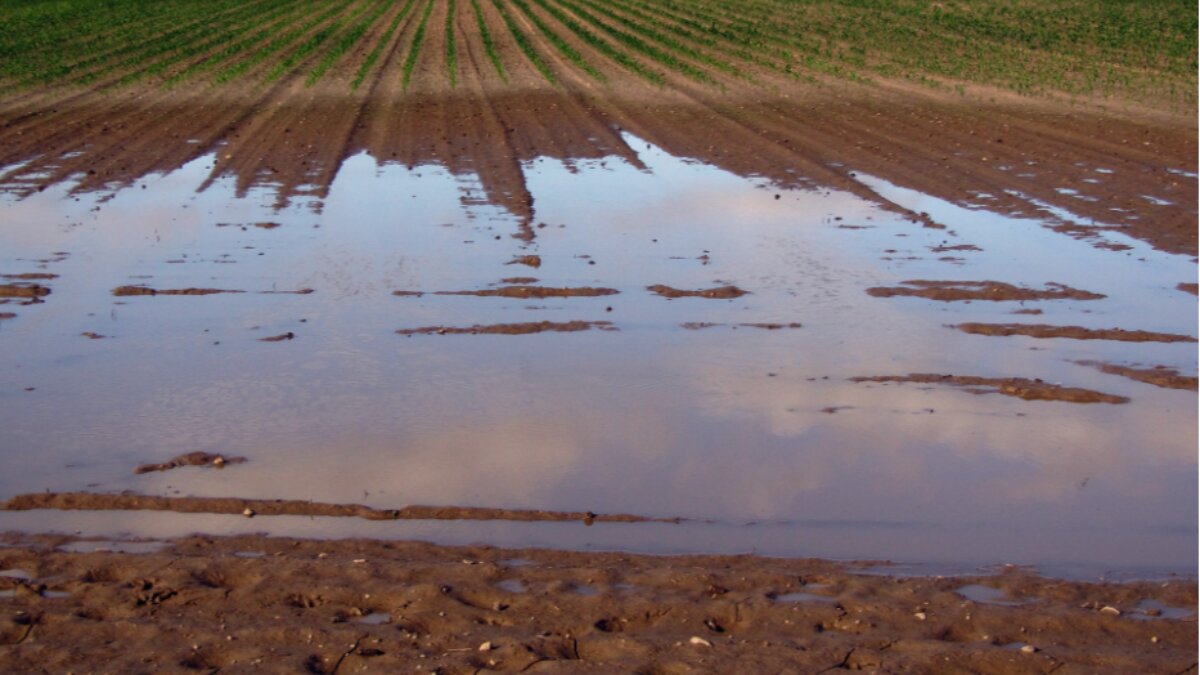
[0,0,1197,671]
[0,533,1196,673]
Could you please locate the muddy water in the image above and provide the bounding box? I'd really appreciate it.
[0,136,1195,578]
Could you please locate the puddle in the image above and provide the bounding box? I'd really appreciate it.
[502,558,536,568]
[495,579,526,594]
[0,134,1194,577]
[955,584,1026,606]
[56,540,170,554]
[771,591,838,604]
[1128,599,1196,621]
[233,551,265,558]
[572,584,600,596]
[354,612,391,625]
[0,569,31,581]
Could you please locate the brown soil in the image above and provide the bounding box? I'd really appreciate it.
[0,313,15,320]
[2,493,674,525]
[851,374,1129,404]
[398,321,615,336]
[506,256,542,268]
[259,332,296,342]
[955,323,1197,343]
[866,281,1105,302]
[1075,361,1199,391]
[436,286,619,299]
[0,533,1194,673]
[133,452,248,475]
[0,273,58,280]
[1178,283,1198,295]
[0,284,50,299]
[112,286,241,297]
[79,332,105,340]
[112,286,313,296]
[648,285,749,299]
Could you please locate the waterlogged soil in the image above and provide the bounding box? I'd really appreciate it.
[133,452,247,475]
[850,374,1130,405]
[0,534,1195,673]
[3,494,672,525]
[398,321,615,336]
[866,280,1105,302]
[646,284,749,299]
[954,323,1198,343]
[1075,362,1199,392]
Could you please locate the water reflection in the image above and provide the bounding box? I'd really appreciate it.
[0,134,1194,575]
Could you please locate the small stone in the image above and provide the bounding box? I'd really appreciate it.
[352,559,366,564]
[1099,605,1121,616]
[1020,644,1037,654]
[1150,636,1159,644]
[242,508,255,518]
[913,612,927,621]
[478,641,493,652]
[212,457,225,467]
[688,636,712,647]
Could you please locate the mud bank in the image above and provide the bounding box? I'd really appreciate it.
[0,533,1194,673]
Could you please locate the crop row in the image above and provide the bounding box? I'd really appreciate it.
[0,0,1191,105]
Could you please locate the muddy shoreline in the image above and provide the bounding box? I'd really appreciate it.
[0,532,1194,673]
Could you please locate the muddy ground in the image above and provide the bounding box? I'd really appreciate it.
[0,533,1195,673]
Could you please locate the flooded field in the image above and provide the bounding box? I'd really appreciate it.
[1,133,1195,578]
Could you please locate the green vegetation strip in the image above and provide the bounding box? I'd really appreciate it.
[527,0,662,84]
[446,0,458,87]
[0,0,1191,104]
[509,0,603,82]
[307,0,396,86]
[470,0,507,83]
[402,0,436,90]
[491,0,557,84]
[353,0,420,90]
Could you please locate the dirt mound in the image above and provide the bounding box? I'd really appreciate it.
[867,281,1104,302]
[851,373,1129,404]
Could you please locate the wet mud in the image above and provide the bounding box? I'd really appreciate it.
[851,374,1129,404]
[647,285,748,299]
[0,283,50,299]
[954,323,1197,343]
[398,321,614,336]
[112,286,313,296]
[0,533,1194,673]
[435,286,619,299]
[1,493,674,525]
[133,452,247,475]
[866,281,1104,302]
[1075,361,1199,391]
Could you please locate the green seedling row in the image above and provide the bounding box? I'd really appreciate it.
[308,0,397,86]
[0,0,1190,104]
[353,0,420,90]
[509,0,604,83]
[402,0,437,90]
[470,0,507,83]
[446,0,458,87]
[527,0,663,85]
[214,0,349,84]
[490,0,557,84]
